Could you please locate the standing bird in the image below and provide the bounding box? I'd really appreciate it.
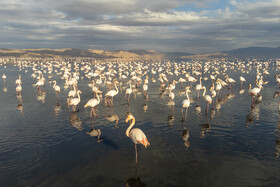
[143,83,148,96]
[240,76,246,88]
[84,93,100,117]
[16,83,22,94]
[2,74,6,84]
[226,77,236,89]
[195,77,203,100]
[182,89,191,120]
[69,90,82,111]
[169,91,175,101]
[202,86,212,114]
[15,75,21,85]
[125,81,132,103]
[52,80,61,98]
[125,114,150,163]
[105,81,119,107]
[248,84,262,105]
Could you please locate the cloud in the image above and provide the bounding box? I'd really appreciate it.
[0,0,279,53]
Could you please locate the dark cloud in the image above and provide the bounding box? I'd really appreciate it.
[0,0,279,53]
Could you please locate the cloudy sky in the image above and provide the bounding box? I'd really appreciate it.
[0,0,279,53]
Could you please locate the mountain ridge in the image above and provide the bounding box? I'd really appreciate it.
[0,47,279,59]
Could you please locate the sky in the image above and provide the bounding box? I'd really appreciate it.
[0,0,279,53]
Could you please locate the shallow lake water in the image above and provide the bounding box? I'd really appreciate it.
[0,59,280,186]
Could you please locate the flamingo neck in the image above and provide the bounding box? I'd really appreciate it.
[199,77,202,85]
[77,92,81,101]
[202,87,206,96]
[114,82,119,93]
[126,117,135,137]
[53,81,56,88]
[186,91,190,101]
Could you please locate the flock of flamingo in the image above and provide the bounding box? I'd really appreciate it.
[1,57,280,163]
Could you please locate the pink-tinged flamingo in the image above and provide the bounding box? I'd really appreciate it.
[84,93,100,118]
[125,114,150,163]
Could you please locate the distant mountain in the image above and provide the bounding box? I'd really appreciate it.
[0,48,193,59]
[0,47,279,59]
[222,47,280,58]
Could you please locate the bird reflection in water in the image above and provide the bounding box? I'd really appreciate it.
[246,103,260,127]
[37,90,46,103]
[105,108,119,128]
[167,101,175,127]
[126,152,147,187]
[274,112,280,157]
[17,93,23,114]
[195,104,201,116]
[274,98,280,157]
[181,120,190,148]
[3,84,7,93]
[200,114,210,138]
[239,89,245,95]
[126,177,146,187]
[86,124,103,143]
[70,111,83,131]
[54,101,61,116]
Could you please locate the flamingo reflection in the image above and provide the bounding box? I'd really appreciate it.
[86,124,103,143]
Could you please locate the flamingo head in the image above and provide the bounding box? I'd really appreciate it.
[125,113,134,124]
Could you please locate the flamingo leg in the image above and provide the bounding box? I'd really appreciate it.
[135,144,138,163]
[181,108,184,121]
[90,108,93,118]
[93,107,97,116]
[97,129,103,142]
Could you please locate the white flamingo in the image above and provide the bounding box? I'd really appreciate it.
[105,81,119,107]
[125,114,150,163]
[84,93,100,117]
[52,80,60,97]
[69,90,82,111]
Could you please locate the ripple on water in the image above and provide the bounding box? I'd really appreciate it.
[0,141,49,183]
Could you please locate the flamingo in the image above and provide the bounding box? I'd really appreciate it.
[240,76,246,88]
[125,114,150,163]
[125,81,132,103]
[169,92,175,101]
[84,93,100,117]
[69,90,82,111]
[248,84,262,105]
[226,77,236,89]
[195,77,203,100]
[2,74,6,84]
[16,83,22,94]
[52,80,60,98]
[105,81,119,107]
[182,89,191,120]
[15,75,21,85]
[143,83,148,96]
[68,83,77,98]
[36,75,44,90]
[202,86,212,114]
